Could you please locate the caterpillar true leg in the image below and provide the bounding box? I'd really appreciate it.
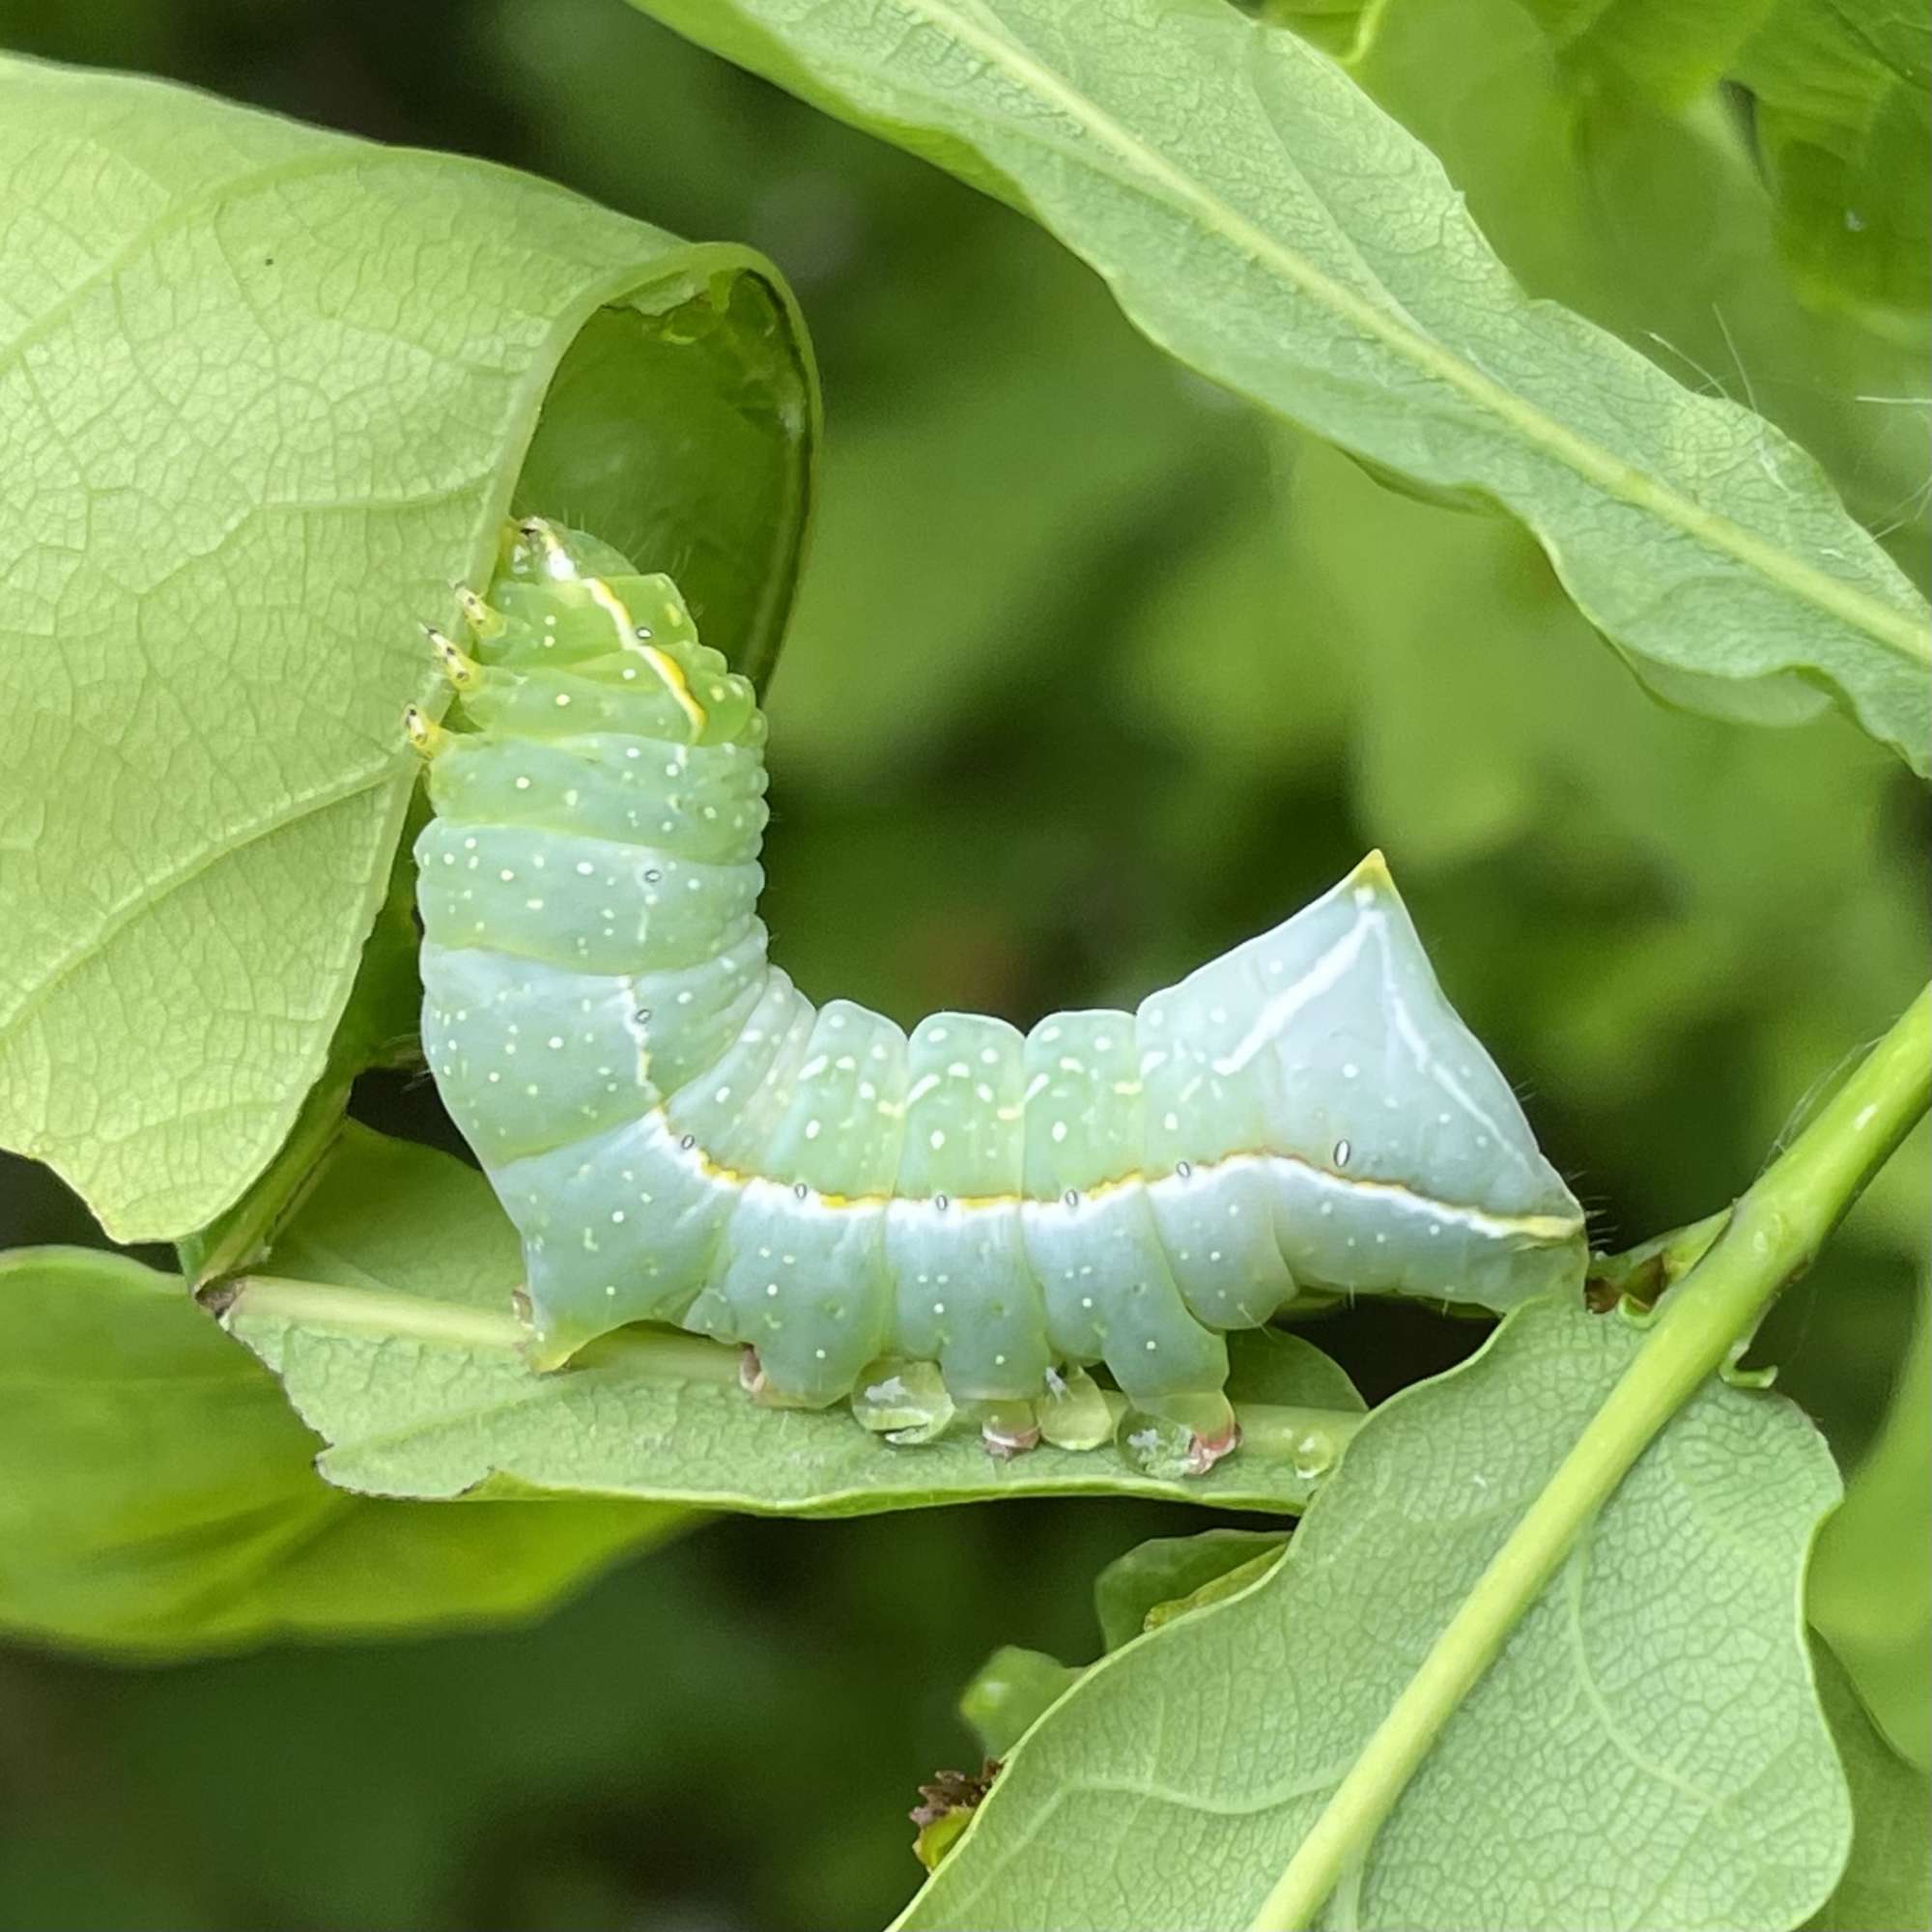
[413,521,1587,1471]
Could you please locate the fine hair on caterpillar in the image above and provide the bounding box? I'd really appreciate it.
[410,519,1586,1473]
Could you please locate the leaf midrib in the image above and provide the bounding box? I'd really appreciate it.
[821,0,1930,666]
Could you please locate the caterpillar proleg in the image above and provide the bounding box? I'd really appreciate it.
[412,522,1586,1469]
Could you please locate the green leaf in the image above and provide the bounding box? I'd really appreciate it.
[1286,433,1904,920]
[0,1245,681,1655]
[1739,1,1932,319]
[959,1646,1086,1757]
[895,1295,1849,1931]
[630,0,1930,770]
[1093,1528,1290,1651]
[1514,0,1930,317]
[174,788,431,1287]
[1804,1634,1932,1931]
[0,56,816,1243]
[1809,1290,1932,1767]
[224,1125,1366,1518]
[1225,1322,1370,1414]
[963,1532,1303,1755]
[1339,0,1930,569]
[1514,0,1775,102]
[1258,0,1382,65]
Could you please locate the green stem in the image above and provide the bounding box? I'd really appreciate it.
[177,1076,353,1286]
[1249,983,1932,1932]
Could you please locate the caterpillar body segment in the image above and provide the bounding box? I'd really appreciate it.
[414,523,1587,1463]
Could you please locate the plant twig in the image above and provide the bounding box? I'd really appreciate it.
[1249,983,1932,1932]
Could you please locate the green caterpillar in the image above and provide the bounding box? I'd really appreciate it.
[409,521,1585,1468]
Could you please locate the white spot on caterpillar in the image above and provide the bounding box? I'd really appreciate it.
[929,1129,946,1150]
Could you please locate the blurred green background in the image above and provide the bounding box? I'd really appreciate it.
[1,1,1925,1925]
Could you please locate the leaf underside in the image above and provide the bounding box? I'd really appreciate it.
[896,1294,1849,1932]
[0,57,814,1243]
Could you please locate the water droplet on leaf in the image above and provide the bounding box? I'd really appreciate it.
[851,1356,954,1444]
[1037,1365,1114,1451]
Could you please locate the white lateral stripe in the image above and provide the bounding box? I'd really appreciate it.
[1211,917,1371,1076]
[1145,1152,1579,1243]
[1378,925,1521,1154]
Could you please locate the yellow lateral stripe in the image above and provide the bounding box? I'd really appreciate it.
[673,1119,1580,1237]
[585,574,708,742]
